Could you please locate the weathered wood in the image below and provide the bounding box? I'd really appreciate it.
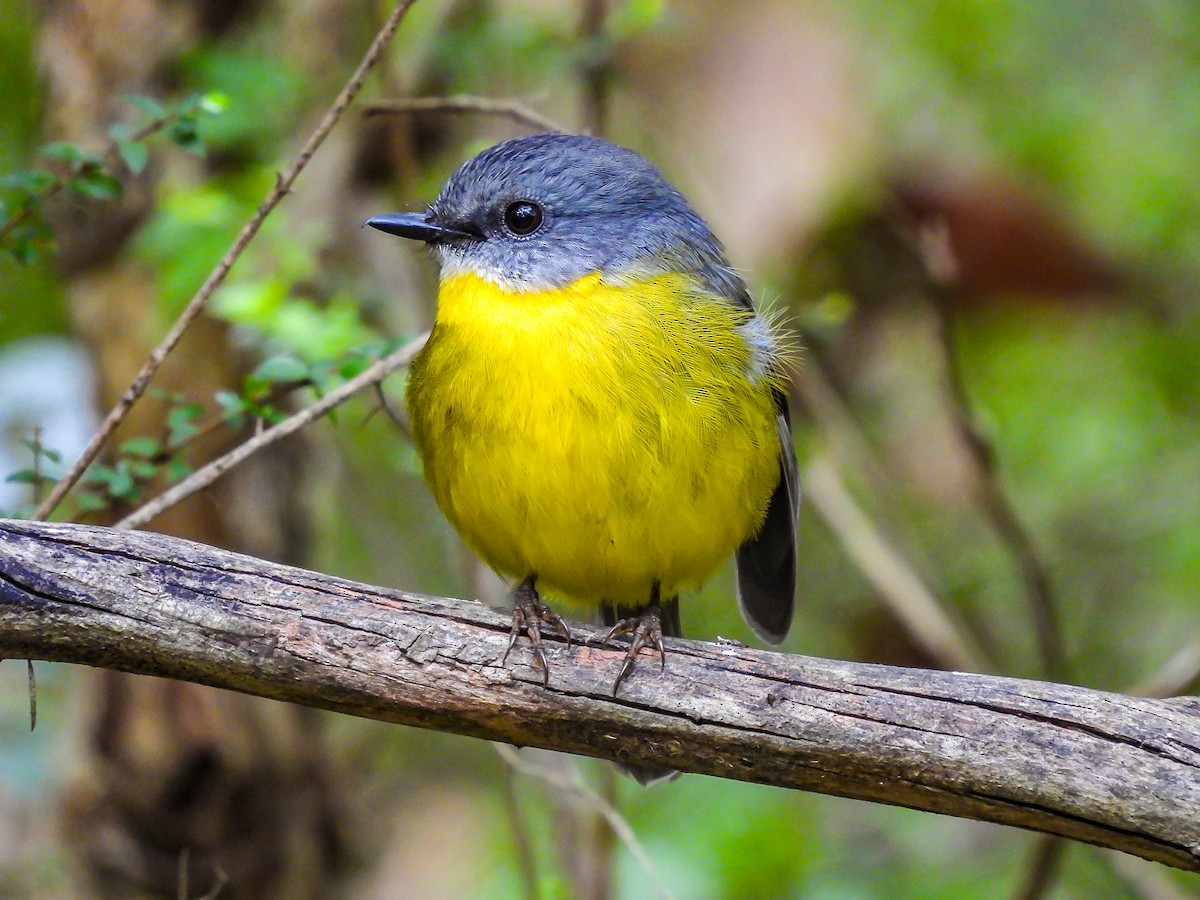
[1,519,1198,871]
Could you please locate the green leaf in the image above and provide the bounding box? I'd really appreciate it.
[166,403,204,445]
[612,0,666,36]
[39,141,85,164]
[167,118,204,154]
[68,169,123,201]
[199,91,230,114]
[174,401,205,421]
[107,463,136,498]
[125,94,167,120]
[177,91,205,114]
[5,221,56,266]
[0,169,57,195]
[127,460,159,479]
[5,469,42,485]
[115,139,149,175]
[7,235,40,266]
[167,421,199,445]
[17,439,62,464]
[83,464,116,486]
[215,390,248,428]
[119,436,162,458]
[210,278,289,324]
[256,406,289,426]
[74,493,109,513]
[305,358,337,387]
[252,355,309,383]
[165,458,193,483]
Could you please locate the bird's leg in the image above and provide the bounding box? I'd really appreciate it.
[604,582,667,696]
[503,575,571,687]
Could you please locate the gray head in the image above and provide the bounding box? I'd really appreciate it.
[367,132,749,302]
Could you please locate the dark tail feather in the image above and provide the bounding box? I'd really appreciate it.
[735,409,798,644]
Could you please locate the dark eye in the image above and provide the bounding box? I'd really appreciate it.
[503,201,543,236]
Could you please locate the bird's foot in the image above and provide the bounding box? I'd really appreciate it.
[503,576,571,687]
[604,605,665,696]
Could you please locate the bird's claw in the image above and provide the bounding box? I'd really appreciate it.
[604,606,665,695]
[503,577,571,687]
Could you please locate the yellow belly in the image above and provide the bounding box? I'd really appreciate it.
[407,270,782,609]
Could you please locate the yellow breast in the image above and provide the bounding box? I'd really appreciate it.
[407,270,782,609]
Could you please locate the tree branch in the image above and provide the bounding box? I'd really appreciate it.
[362,96,565,133]
[1,520,1197,872]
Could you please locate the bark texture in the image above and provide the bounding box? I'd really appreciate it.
[2,519,1198,873]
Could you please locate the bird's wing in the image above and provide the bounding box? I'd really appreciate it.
[734,388,798,644]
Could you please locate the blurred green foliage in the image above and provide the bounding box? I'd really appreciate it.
[2,0,1199,897]
[0,2,60,336]
[1,93,221,267]
[853,0,1200,268]
[180,47,304,156]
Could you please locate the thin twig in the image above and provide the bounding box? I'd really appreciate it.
[362,95,565,133]
[916,218,1070,680]
[0,191,48,249]
[114,334,427,531]
[793,345,1000,671]
[199,866,228,900]
[593,764,618,900]
[803,453,985,672]
[1012,835,1067,900]
[30,427,44,505]
[34,0,423,522]
[493,746,674,900]
[793,347,915,532]
[579,0,610,136]
[930,293,1070,681]
[1130,641,1200,698]
[370,381,410,434]
[26,659,35,731]
[1106,849,1196,900]
[177,847,189,900]
[503,762,543,900]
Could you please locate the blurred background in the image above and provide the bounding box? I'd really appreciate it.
[2,0,1199,897]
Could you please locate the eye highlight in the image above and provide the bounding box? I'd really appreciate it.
[503,201,544,236]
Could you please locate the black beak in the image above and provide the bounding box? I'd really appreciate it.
[365,212,476,244]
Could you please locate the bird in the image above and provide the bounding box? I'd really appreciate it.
[367,131,797,708]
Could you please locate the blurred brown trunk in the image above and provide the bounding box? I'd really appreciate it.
[38,1,347,896]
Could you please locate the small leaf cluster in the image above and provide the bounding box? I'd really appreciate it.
[1,399,202,519]
[0,92,225,265]
[0,149,82,265]
[2,337,403,520]
[4,437,61,496]
[215,339,404,427]
[215,356,311,429]
[73,397,205,514]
